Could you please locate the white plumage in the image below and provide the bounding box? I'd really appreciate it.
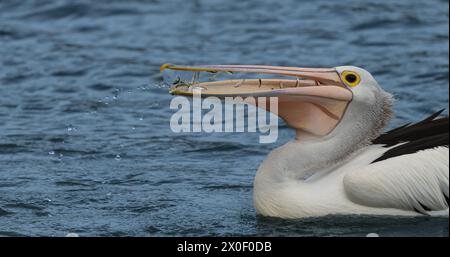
[253,66,449,218]
[344,146,449,214]
[254,144,449,218]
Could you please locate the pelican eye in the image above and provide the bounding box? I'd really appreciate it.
[341,71,361,87]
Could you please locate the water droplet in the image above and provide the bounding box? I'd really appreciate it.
[67,124,76,132]
[113,88,120,100]
[150,103,160,108]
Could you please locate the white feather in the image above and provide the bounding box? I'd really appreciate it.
[252,66,449,219]
[343,147,449,213]
[254,145,449,218]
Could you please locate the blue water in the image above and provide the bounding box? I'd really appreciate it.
[0,0,448,237]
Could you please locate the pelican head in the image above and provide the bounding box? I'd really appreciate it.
[162,64,393,141]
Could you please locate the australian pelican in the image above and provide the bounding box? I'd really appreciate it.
[162,64,449,218]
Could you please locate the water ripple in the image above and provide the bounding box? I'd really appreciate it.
[0,0,447,237]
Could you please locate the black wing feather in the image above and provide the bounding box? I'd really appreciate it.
[372,110,449,163]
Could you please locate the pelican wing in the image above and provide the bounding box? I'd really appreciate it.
[343,147,449,214]
[372,110,448,162]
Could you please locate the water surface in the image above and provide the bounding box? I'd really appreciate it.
[0,0,448,236]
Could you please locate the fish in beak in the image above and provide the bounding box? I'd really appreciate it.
[161,64,353,137]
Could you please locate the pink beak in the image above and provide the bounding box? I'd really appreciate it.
[161,64,353,137]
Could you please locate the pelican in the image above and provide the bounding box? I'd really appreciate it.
[162,64,449,218]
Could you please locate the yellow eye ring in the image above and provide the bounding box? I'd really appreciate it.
[341,70,361,87]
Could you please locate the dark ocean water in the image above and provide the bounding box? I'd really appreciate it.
[0,0,448,236]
